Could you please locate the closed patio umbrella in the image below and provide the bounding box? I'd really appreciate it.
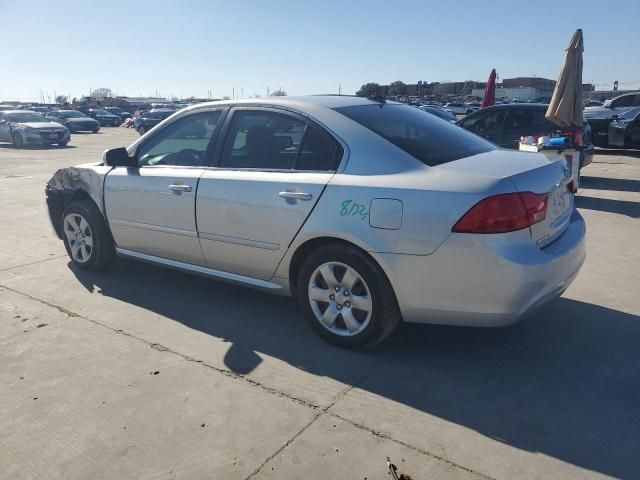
[481,69,496,108]
[546,29,584,128]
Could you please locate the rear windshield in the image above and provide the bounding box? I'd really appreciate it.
[335,104,495,166]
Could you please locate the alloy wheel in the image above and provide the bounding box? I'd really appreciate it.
[63,213,94,263]
[308,261,373,337]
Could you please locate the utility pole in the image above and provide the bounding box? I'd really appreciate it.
[241,88,244,99]
[338,84,341,95]
[267,86,270,97]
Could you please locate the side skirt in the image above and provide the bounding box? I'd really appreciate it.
[115,248,291,296]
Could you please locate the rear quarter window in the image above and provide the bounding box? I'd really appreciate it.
[335,104,495,166]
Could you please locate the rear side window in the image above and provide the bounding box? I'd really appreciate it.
[335,104,495,166]
[296,124,342,171]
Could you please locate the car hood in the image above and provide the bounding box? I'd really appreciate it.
[68,117,99,123]
[17,121,67,129]
[583,107,618,120]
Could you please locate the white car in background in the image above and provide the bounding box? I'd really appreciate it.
[444,102,475,115]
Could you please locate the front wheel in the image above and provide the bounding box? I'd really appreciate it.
[138,126,146,135]
[297,245,401,348]
[61,200,115,271]
[58,141,68,148]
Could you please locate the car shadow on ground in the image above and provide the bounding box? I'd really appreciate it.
[575,195,640,217]
[0,143,76,150]
[594,148,640,158]
[580,175,640,193]
[69,258,640,479]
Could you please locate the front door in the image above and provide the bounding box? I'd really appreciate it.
[196,108,343,280]
[104,109,224,265]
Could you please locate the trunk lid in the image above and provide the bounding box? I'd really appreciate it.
[439,150,573,247]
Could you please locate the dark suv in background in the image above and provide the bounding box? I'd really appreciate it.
[133,109,175,135]
[583,92,640,146]
[103,106,133,121]
[457,103,594,168]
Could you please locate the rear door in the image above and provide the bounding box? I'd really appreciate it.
[196,107,343,280]
[104,109,224,265]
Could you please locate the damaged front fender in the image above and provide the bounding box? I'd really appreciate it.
[45,164,112,238]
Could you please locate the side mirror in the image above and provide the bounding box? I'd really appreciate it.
[103,147,137,167]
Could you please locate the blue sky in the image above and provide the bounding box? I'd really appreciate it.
[2,0,639,101]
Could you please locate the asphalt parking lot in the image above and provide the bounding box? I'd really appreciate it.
[1,129,639,480]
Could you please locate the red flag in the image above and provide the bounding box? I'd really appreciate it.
[481,69,496,108]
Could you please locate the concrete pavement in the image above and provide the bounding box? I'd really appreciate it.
[1,130,639,479]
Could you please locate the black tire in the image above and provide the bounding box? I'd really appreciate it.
[13,132,24,148]
[58,141,68,148]
[92,128,100,133]
[296,245,401,349]
[61,200,115,271]
[138,126,146,135]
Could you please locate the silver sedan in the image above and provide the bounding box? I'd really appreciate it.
[45,96,585,348]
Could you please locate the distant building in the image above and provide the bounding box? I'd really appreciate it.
[117,96,168,107]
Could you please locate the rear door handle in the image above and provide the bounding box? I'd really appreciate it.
[169,184,192,192]
[279,191,312,201]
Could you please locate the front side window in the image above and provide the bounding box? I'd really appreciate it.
[136,111,222,167]
[336,104,495,166]
[619,106,640,121]
[220,110,305,170]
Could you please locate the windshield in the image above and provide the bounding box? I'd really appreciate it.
[93,109,111,115]
[335,104,495,166]
[6,112,49,123]
[104,107,121,113]
[60,111,88,118]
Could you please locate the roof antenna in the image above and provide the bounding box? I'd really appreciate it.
[367,94,386,104]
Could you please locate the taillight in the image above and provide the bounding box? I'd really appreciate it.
[452,192,548,234]
[562,127,583,146]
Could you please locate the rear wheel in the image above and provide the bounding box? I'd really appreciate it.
[92,128,99,133]
[297,245,401,348]
[61,200,115,271]
[58,141,68,148]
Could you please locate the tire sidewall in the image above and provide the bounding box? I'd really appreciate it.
[61,200,114,271]
[297,245,398,349]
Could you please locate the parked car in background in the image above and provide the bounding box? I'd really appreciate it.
[584,100,603,107]
[418,105,457,122]
[607,106,640,149]
[46,96,585,348]
[133,108,175,134]
[83,108,123,127]
[28,106,51,114]
[102,106,133,121]
[47,110,100,133]
[444,102,474,115]
[457,103,594,168]
[584,92,640,146]
[0,110,70,147]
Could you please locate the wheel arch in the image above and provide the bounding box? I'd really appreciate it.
[46,187,105,240]
[286,236,396,301]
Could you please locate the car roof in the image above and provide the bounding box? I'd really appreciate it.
[182,95,400,113]
[2,110,38,114]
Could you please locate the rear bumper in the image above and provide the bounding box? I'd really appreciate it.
[379,210,586,327]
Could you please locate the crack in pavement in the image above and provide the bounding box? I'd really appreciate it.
[0,283,493,479]
[0,255,67,273]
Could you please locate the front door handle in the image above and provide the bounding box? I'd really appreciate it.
[169,184,192,192]
[279,191,312,201]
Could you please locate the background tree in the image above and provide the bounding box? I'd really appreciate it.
[388,81,408,96]
[55,95,69,105]
[356,82,380,97]
[221,95,231,100]
[270,89,287,97]
[91,87,113,100]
